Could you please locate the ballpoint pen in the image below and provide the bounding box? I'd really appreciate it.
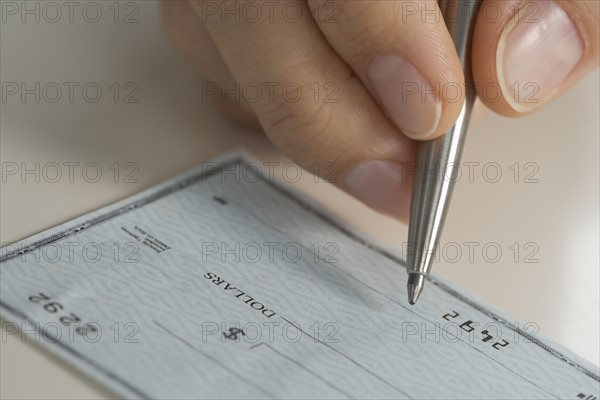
[406,0,482,305]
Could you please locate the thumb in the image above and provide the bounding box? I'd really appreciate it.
[472,0,599,115]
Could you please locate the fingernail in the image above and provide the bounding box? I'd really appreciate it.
[368,55,441,139]
[344,160,411,221]
[498,1,583,112]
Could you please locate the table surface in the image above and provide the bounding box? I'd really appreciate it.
[1,3,598,399]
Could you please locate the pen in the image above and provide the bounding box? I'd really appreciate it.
[406,0,482,305]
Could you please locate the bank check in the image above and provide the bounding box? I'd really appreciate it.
[1,153,598,399]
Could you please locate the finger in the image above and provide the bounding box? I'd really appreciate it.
[190,0,417,221]
[312,0,466,141]
[159,0,259,126]
[472,0,599,115]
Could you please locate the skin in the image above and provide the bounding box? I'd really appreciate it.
[159,0,599,221]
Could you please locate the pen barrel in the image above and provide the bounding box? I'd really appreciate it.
[438,0,481,84]
[406,0,482,276]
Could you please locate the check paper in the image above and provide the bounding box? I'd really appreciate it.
[1,153,598,399]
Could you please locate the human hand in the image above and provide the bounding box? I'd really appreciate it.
[160,0,599,221]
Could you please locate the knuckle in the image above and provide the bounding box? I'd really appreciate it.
[341,3,396,45]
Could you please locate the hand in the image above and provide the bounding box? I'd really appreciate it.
[160,0,599,222]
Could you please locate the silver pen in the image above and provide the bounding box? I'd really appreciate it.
[406,0,482,305]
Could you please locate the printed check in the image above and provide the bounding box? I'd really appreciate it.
[1,153,598,399]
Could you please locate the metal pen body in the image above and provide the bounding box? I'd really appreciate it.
[406,0,481,304]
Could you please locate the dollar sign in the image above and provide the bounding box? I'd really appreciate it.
[223,327,245,341]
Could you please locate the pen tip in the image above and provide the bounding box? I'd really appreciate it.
[407,273,425,305]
